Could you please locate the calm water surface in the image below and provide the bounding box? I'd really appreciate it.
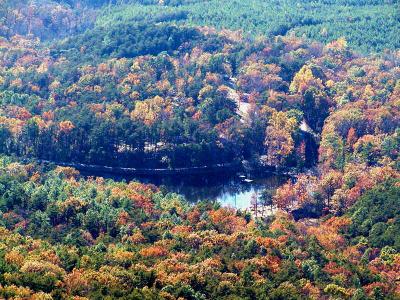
[86,171,288,209]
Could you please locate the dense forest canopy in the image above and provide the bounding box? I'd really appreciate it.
[1,0,398,52]
[97,0,400,53]
[0,0,398,299]
[0,158,398,299]
[0,24,398,169]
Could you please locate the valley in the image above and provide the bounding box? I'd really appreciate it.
[0,1,398,299]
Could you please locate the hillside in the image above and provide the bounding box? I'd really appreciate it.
[0,0,399,299]
[97,0,400,53]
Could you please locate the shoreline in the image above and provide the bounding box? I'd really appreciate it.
[31,159,301,178]
[34,159,243,176]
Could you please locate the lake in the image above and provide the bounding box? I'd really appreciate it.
[84,171,288,209]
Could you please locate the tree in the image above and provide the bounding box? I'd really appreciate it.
[264,111,298,167]
[259,189,274,213]
[273,181,297,212]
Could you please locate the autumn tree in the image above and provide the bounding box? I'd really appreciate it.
[263,110,298,167]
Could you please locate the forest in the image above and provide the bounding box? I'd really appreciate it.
[97,0,400,54]
[0,0,398,299]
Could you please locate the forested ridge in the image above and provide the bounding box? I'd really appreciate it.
[0,158,398,299]
[1,27,398,169]
[97,0,400,54]
[0,0,399,299]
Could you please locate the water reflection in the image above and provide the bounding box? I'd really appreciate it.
[85,171,288,209]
